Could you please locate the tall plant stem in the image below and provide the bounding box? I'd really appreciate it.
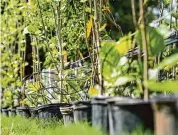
[139,0,149,100]
[56,1,63,102]
[93,0,103,94]
[131,0,137,28]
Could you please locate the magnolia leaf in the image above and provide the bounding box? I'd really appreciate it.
[136,26,165,56]
[144,80,178,93]
[100,41,121,78]
[115,34,132,56]
[156,53,178,70]
[156,24,171,38]
[172,12,178,19]
[113,76,135,87]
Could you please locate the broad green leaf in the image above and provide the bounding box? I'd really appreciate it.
[100,41,120,78]
[156,53,178,70]
[113,76,135,87]
[172,12,178,19]
[144,80,178,93]
[115,34,132,56]
[156,24,171,38]
[136,26,165,56]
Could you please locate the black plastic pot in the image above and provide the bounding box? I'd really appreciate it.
[73,101,92,124]
[108,97,154,135]
[8,108,16,117]
[30,107,38,119]
[151,94,178,135]
[16,107,31,118]
[1,108,9,116]
[37,103,63,120]
[60,104,74,126]
[91,96,110,133]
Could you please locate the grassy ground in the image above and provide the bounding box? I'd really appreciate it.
[1,116,105,135]
[1,116,153,135]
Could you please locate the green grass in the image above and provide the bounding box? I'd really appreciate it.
[1,116,105,135]
[1,116,153,135]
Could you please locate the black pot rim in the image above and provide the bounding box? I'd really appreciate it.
[37,103,69,110]
[16,106,30,110]
[73,100,91,110]
[107,96,132,104]
[91,96,111,105]
[151,94,178,103]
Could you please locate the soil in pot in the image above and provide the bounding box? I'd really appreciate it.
[151,94,178,135]
[73,101,92,124]
[37,103,64,121]
[16,107,31,118]
[108,98,154,135]
[60,103,74,126]
[91,96,110,133]
[1,108,9,116]
[8,108,16,117]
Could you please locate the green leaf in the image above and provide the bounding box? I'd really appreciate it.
[156,53,178,70]
[172,12,178,19]
[144,80,178,93]
[100,41,121,78]
[115,34,132,56]
[113,76,135,87]
[136,26,165,56]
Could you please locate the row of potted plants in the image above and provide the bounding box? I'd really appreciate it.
[1,94,178,135]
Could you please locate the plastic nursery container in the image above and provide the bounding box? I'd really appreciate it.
[16,107,31,118]
[73,101,92,124]
[1,108,9,116]
[37,103,63,120]
[108,97,154,135]
[8,108,16,117]
[91,96,111,133]
[151,94,178,135]
[60,103,74,126]
[30,107,38,119]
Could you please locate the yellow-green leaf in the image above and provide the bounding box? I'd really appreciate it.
[88,86,98,96]
[115,34,132,56]
[144,80,178,93]
[99,23,107,32]
[85,16,93,38]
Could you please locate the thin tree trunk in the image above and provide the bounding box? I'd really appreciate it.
[139,0,149,100]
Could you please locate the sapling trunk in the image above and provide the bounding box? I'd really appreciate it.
[139,0,149,100]
[56,1,63,102]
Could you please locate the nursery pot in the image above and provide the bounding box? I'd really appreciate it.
[1,108,9,116]
[16,107,31,118]
[151,94,178,135]
[8,108,16,117]
[37,103,63,120]
[108,97,154,135]
[30,107,38,119]
[60,104,74,126]
[73,101,92,124]
[91,96,110,133]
